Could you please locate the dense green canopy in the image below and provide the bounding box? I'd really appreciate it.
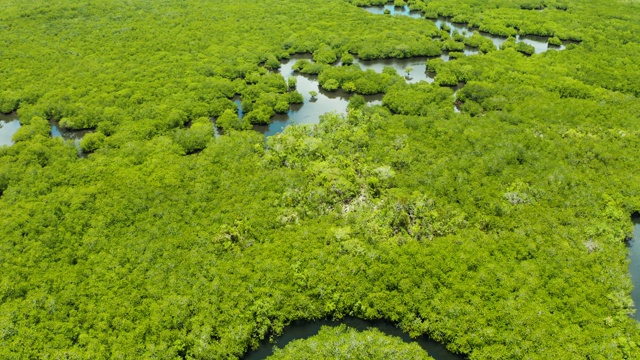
[1,0,640,359]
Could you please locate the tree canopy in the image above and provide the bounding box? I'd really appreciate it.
[1,0,640,359]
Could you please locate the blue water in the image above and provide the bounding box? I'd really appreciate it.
[234,99,244,119]
[50,124,63,138]
[0,113,21,146]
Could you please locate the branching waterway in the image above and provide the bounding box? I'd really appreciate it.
[363,5,568,54]
[252,55,383,137]
[250,55,437,136]
[247,6,572,136]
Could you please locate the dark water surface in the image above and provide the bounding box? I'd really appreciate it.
[630,217,640,321]
[242,316,464,360]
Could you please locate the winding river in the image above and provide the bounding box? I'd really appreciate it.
[248,5,571,136]
[248,53,465,136]
[242,316,464,360]
[363,6,567,54]
[0,113,90,155]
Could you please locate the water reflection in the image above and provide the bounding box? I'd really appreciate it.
[0,113,21,146]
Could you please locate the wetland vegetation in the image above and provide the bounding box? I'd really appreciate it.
[1,0,640,359]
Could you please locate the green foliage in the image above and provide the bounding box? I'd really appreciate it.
[549,36,563,46]
[265,54,281,70]
[0,92,19,113]
[288,91,304,104]
[245,105,275,125]
[173,117,215,154]
[217,109,251,132]
[318,65,402,95]
[287,76,297,89]
[341,52,355,65]
[11,116,49,143]
[434,68,459,86]
[293,59,326,75]
[323,78,341,91]
[1,0,640,359]
[313,45,338,64]
[383,83,453,116]
[347,94,366,110]
[515,42,536,55]
[464,33,496,53]
[80,132,106,153]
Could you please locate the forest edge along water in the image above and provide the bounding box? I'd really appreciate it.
[246,55,438,137]
[2,8,578,146]
[2,0,639,358]
[0,112,92,156]
[241,216,640,359]
[251,55,384,137]
[242,316,464,360]
[629,216,640,322]
[362,5,570,54]
[241,6,573,137]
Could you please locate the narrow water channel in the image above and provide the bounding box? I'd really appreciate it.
[0,113,90,155]
[248,5,573,136]
[242,316,464,360]
[244,51,461,136]
[629,216,640,321]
